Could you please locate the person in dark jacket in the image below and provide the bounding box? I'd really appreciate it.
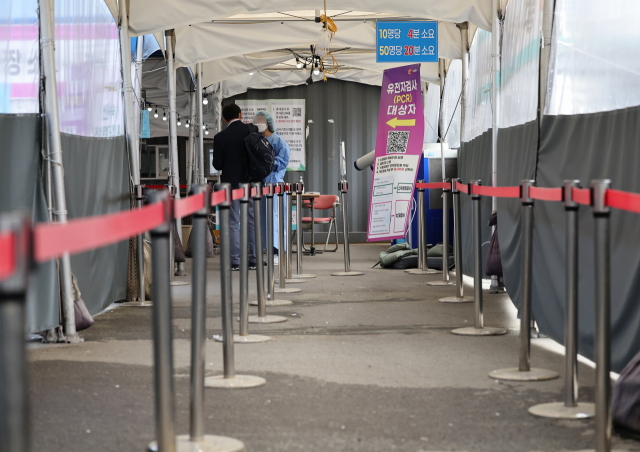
[212,104,256,270]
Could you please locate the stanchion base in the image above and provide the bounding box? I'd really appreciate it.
[292,274,316,279]
[120,300,153,307]
[204,375,266,389]
[331,271,365,276]
[528,402,595,419]
[439,296,474,303]
[149,435,246,452]
[170,281,190,286]
[214,334,272,343]
[405,269,441,275]
[248,315,288,324]
[489,367,559,381]
[274,287,302,293]
[451,326,507,336]
[249,299,293,306]
[274,279,306,284]
[427,280,454,286]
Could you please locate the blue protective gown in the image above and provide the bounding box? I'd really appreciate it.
[261,132,291,251]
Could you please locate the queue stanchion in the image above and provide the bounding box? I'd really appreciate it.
[452,181,506,336]
[205,183,265,389]
[274,182,301,294]
[176,184,245,452]
[428,179,454,286]
[219,184,271,342]
[0,213,31,452]
[441,179,474,302]
[406,180,440,276]
[278,183,305,284]
[332,179,364,276]
[490,180,558,380]
[168,184,188,287]
[292,182,316,279]
[122,184,153,307]
[249,182,287,323]
[146,190,179,452]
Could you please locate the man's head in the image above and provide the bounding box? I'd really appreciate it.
[222,104,242,124]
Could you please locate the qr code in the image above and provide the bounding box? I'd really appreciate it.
[292,107,302,117]
[386,131,410,154]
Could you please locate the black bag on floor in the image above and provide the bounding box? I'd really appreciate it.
[485,211,503,277]
[612,350,640,439]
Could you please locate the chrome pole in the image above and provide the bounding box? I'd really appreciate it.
[253,183,267,318]
[286,184,293,279]
[148,190,177,452]
[277,182,286,289]
[266,183,275,301]
[442,180,451,282]
[217,183,235,379]
[406,181,438,276]
[196,63,205,184]
[332,180,364,277]
[0,213,31,452]
[453,180,464,297]
[239,184,250,337]
[296,183,304,275]
[137,185,146,303]
[592,179,612,452]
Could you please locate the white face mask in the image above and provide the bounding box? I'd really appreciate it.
[254,123,268,133]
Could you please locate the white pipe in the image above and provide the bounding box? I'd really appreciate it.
[39,0,78,341]
[539,0,556,123]
[491,0,501,211]
[438,58,446,179]
[458,23,469,147]
[197,63,205,184]
[186,90,196,192]
[134,36,144,160]
[354,150,375,171]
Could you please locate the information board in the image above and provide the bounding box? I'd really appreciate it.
[367,65,425,242]
[376,21,438,63]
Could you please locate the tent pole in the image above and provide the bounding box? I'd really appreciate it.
[187,91,196,192]
[39,0,79,342]
[166,30,185,276]
[134,36,144,155]
[538,0,556,123]
[197,63,205,184]
[490,0,502,292]
[457,23,469,149]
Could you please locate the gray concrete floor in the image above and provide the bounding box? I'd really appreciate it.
[28,243,639,451]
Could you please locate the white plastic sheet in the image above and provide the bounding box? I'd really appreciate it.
[0,0,39,113]
[424,84,440,143]
[546,0,640,115]
[54,0,124,137]
[442,59,462,148]
[500,0,542,128]
[463,29,492,142]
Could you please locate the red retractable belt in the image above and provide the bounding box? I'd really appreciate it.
[34,202,166,263]
[572,187,591,206]
[174,193,205,218]
[606,189,640,214]
[471,185,521,198]
[0,232,16,281]
[529,186,563,202]
[211,189,227,207]
[455,181,469,194]
[274,185,282,194]
[415,182,450,190]
[232,188,245,201]
[262,186,270,196]
[250,187,258,197]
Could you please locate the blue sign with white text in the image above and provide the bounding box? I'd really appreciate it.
[376,21,438,63]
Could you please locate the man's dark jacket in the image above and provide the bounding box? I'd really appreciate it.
[212,120,254,188]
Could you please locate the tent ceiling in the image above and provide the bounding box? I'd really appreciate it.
[124,2,492,36]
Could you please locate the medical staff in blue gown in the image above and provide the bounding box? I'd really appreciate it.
[253,111,290,265]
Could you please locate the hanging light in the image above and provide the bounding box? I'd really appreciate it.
[177,117,181,126]
[296,58,303,69]
[202,124,206,130]
[249,72,254,76]
[162,109,167,121]
[204,126,209,135]
[185,119,190,128]
[154,108,158,118]
[313,62,320,76]
[203,94,208,105]
[147,104,153,112]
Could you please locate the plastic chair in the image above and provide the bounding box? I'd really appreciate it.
[298,195,340,252]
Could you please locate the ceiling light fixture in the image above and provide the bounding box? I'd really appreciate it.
[147,104,152,112]
[154,108,158,118]
[177,117,181,126]
[162,109,167,121]
[203,94,208,105]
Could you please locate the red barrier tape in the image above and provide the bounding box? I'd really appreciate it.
[251,187,257,197]
[262,187,269,196]
[471,185,521,198]
[34,202,166,263]
[146,184,187,189]
[529,186,563,202]
[0,232,16,281]
[174,193,205,218]
[211,190,227,207]
[455,181,469,194]
[274,185,281,194]
[415,182,450,190]
[606,189,640,214]
[572,187,591,206]
[232,188,245,201]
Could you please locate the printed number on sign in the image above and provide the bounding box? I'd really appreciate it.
[386,131,410,154]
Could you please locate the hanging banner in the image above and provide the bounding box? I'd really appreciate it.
[235,99,306,171]
[140,109,150,138]
[376,21,438,63]
[367,65,425,242]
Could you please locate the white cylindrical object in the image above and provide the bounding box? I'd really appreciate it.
[354,150,375,171]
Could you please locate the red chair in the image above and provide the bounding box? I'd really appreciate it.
[299,195,340,252]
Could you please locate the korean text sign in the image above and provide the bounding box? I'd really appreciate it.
[367,65,424,242]
[376,21,438,63]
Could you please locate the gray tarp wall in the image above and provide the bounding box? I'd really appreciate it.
[224,79,379,243]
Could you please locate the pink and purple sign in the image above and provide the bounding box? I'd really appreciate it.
[367,65,424,242]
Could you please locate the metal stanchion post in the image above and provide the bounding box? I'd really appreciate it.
[529,180,594,419]
[441,179,474,302]
[429,179,454,286]
[218,184,271,341]
[249,182,287,324]
[274,182,301,294]
[278,183,304,285]
[332,179,364,276]
[146,191,177,452]
[0,213,30,452]
[406,180,440,276]
[205,183,265,389]
[123,185,153,307]
[176,185,245,452]
[292,182,316,279]
[168,185,188,287]
[490,180,558,380]
[452,181,506,336]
